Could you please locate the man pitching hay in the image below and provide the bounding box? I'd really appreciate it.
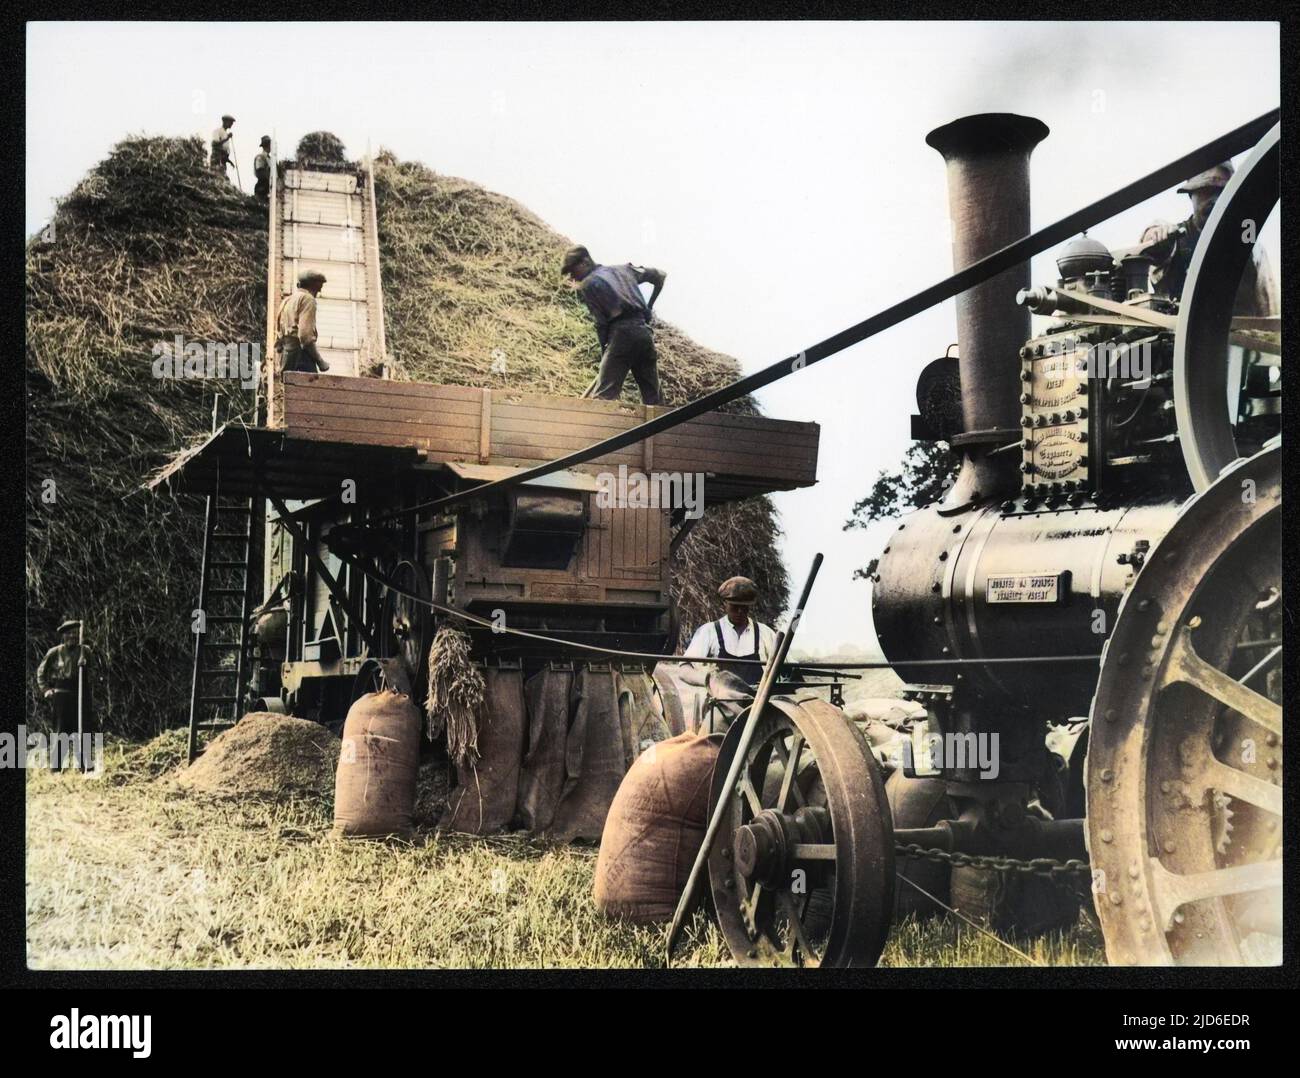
[562,245,667,405]
[209,114,235,177]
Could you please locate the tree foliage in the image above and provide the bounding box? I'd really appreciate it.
[843,440,959,579]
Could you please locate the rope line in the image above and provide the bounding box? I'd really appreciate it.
[351,557,1104,672]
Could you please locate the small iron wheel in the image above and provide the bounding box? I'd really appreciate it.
[708,696,894,967]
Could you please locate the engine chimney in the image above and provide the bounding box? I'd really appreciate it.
[926,113,1048,500]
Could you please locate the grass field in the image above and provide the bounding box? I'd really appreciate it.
[25,734,1105,970]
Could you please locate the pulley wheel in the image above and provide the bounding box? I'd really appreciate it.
[707,696,894,967]
[380,559,431,694]
[1173,123,1280,492]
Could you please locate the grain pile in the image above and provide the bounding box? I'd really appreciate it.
[26,133,792,737]
[175,714,340,797]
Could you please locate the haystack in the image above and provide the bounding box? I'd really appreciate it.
[294,131,348,167]
[26,134,792,737]
[175,714,340,797]
[26,136,265,737]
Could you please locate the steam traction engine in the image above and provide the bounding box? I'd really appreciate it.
[704,115,1280,966]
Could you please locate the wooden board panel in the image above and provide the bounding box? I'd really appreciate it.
[281,374,819,491]
[286,373,481,401]
[285,396,481,429]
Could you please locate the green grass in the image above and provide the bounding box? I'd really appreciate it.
[25,735,1103,970]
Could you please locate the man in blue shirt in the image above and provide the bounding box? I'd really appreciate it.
[562,245,667,405]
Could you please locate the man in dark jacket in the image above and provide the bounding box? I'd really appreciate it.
[35,619,95,770]
[562,245,666,405]
[253,136,273,203]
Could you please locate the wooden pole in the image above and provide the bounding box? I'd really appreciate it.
[665,552,823,958]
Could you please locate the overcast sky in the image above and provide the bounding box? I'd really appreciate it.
[27,21,1280,652]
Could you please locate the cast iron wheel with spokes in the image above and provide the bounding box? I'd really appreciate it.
[707,696,894,967]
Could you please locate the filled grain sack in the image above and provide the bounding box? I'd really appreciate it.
[333,689,421,839]
[593,731,723,923]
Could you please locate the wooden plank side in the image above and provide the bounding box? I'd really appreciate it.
[285,417,479,456]
[491,402,643,433]
[285,384,484,416]
[284,372,483,402]
[284,398,482,429]
[655,426,816,460]
[488,444,644,469]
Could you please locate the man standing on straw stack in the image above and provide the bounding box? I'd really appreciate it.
[253,136,273,204]
[210,114,236,177]
[562,245,667,405]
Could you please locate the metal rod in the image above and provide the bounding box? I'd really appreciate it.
[1239,645,1281,689]
[187,395,222,764]
[363,108,1278,527]
[665,552,824,958]
[75,620,85,772]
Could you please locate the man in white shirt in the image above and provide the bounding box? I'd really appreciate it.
[210,114,235,177]
[681,576,777,690]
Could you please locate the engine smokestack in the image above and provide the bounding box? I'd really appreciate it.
[926,114,1048,495]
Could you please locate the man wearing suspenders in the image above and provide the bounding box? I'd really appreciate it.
[681,575,777,702]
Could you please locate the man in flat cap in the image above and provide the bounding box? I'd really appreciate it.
[562,245,667,405]
[682,576,777,686]
[35,619,96,770]
[1139,162,1277,315]
[271,270,330,423]
[276,270,332,376]
[253,136,273,204]
[210,114,236,177]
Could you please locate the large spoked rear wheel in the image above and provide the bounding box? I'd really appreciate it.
[1087,446,1281,965]
[708,697,894,967]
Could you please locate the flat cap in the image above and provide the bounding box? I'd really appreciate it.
[561,245,590,274]
[718,576,759,604]
[297,269,327,287]
[1178,162,1234,193]
[221,114,236,123]
[57,619,81,633]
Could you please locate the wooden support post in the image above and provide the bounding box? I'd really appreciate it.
[265,492,380,651]
[479,389,492,463]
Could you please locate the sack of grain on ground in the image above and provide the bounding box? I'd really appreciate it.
[593,731,723,924]
[333,690,421,840]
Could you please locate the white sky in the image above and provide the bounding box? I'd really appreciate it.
[26,21,1280,651]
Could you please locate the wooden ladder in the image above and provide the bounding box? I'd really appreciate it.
[186,396,258,763]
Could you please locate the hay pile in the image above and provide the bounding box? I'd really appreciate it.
[372,151,790,638]
[175,714,340,797]
[26,136,266,737]
[294,131,347,166]
[26,134,791,737]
